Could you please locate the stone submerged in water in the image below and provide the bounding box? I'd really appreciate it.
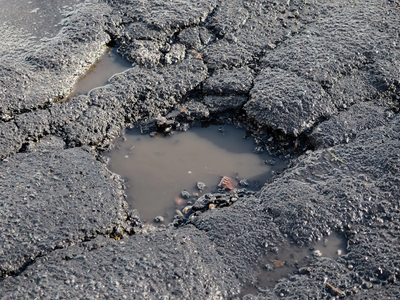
[154,216,164,223]
[181,190,191,199]
[196,181,206,191]
[218,176,238,190]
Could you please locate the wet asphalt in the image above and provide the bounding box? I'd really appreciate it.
[0,0,400,299]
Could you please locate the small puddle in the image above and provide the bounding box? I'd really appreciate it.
[240,232,348,297]
[107,124,286,223]
[65,47,132,99]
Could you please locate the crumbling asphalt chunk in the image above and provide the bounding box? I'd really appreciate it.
[0,2,111,120]
[178,27,203,50]
[309,102,390,149]
[106,0,218,65]
[203,95,248,114]
[246,0,400,137]
[0,227,240,299]
[203,67,253,96]
[245,67,335,136]
[0,137,129,278]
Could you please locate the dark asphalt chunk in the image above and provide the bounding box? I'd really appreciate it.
[245,67,335,136]
[0,136,129,278]
[0,2,111,120]
[309,102,390,149]
[245,0,400,137]
[0,228,240,299]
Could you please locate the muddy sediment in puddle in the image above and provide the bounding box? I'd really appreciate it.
[107,124,286,223]
[240,232,348,296]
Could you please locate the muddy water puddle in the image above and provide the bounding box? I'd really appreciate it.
[240,232,348,297]
[67,47,132,98]
[0,0,84,38]
[107,124,286,223]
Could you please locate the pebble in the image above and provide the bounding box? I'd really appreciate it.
[209,203,217,209]
[181,190,191,199]
[196,182,206,191]
[175,210,184,217]
[239,179,249,186]
[264,264,274,271]
[154,216,164,223]
[182,206,192,214]
[313,250,322,257]
[192,194,212,211]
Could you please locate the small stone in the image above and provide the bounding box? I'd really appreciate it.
[192,194,212,211]
[313,250,322,257]
[68,275,76,284]
[218,176,238,190]
[267,43,277,50]
[181,190,191,199]
[271,259,285,268]
[209,203,217,209]
[362,282,373,289]
[196,182,206,191]
[264,264,274,271]
[337,249,342,256]
[175,210,184,217]
[239,179,249,186]
[182,206,192,214]
[348,264,354,269]
[154,216,164,223]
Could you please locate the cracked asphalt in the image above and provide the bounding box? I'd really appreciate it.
[0,0,400,299]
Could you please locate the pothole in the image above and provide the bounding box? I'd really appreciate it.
[239,232,348,297]
[107,123,287,223]
[65,47,132,99]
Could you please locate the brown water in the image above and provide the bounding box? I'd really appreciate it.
[68,47,132,97]
[0,0,84,38]
[240,232,348,296]
[107,124,286,223]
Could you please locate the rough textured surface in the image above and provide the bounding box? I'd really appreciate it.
[0,2,111,120]
[0,228,239,299]
[245,67,334,136]
[0,0,400,299]
[0,137,129,278]
[309,102,390,148]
